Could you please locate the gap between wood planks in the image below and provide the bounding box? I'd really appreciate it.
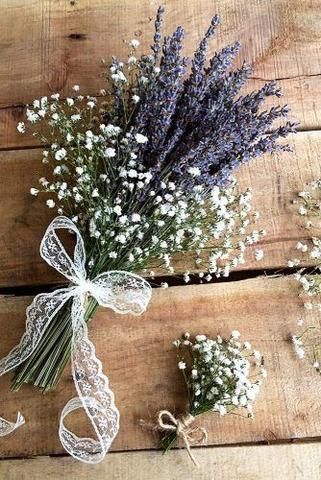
[0,265,310,297]
[1,435,321,462]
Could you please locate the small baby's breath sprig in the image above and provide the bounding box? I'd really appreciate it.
[289,180,321,373]
[141,331,266,466]
[292,324,321,373]
[287,181,321,311]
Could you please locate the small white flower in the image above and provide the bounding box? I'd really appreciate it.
[134,133,148,144]
[72,85,80,91]
[109,251,117,259]
[161,282,169,289]
[195,335,207,342]
[87,101,95,109]
[132,94,140,104]
[105,147,116,158]
[30,188,39,196]
[111,71,127,83]
[71,114,81,122]
[130,39,140,49]
[55,148,67,161]
[66,97,74,106]
[128,56,137,64]
[53,166,62,175]
[113,205,122,216]
[187,166,201,177]
[254,249,264,261]
[178,361,186,370]
[51,93,60,100]
[46,199,55,209]
[231,330,241,339]
[92,189,99,198]
[131,213,141,222]
[116,234,127,244]
[26,109,39,123]
[17,122,26,133]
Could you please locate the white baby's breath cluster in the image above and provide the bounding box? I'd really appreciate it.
[175,332,266,418]
[289,181,321,310]
[18,87,264,279]
[292,325,321,374]
[290,181,321,374]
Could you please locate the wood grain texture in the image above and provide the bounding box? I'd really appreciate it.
[1,0,320,105]
[0,0,321,149]
[0,131,320,287]
[1,443,321,480]
[0,277,321,458]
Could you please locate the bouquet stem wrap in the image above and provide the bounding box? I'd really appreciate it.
[0,216,152,463]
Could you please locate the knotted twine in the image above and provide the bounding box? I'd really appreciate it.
[140,410,208,466]
[0,216,152,463]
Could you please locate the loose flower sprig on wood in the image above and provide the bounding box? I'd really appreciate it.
[141,331,266,465]
[13,7,290,392]
[289,181,321,371]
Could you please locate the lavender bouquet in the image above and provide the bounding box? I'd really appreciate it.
[13,7,294,393]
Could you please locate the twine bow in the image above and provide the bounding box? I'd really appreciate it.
[0,216,152,463]
[142,410,208,466]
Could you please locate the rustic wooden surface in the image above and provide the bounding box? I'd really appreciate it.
[1,278,321,458]
[1,131,321,288]
[1,0,321,479]
[1,443,321,480]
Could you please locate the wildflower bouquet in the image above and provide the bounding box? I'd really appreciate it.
[1,5,293,463]
[141,331,266,465]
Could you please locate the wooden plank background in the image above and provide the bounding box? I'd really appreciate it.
[1,0,321,478]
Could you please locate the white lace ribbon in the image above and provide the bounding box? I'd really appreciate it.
[0,216,152,463]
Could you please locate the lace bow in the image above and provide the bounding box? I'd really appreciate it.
[0,216,152,463]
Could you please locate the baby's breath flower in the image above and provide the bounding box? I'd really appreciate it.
[254,249,264,261]
[46,199,55,209]
[178,361,186,370]
[105,147,116,158]
[135,133,148,144]
[130,39,140,49]
[17,122,26,133]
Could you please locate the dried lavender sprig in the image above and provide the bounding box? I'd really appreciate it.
[151,5,165,65]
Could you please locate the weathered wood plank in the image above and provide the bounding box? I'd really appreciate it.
[1,443,321,480]
[0,0,320,150]
[0,277,321,458]
[0,131,320,287]
[1,0,320,106]
[0,75,317,151]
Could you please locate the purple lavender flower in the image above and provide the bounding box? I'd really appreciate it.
[128,7,297,190]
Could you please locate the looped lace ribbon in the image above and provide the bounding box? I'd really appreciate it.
[0,216,152,463]
[141,410,207,466]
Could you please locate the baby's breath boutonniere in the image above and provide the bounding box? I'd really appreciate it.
[141,331,266,466]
